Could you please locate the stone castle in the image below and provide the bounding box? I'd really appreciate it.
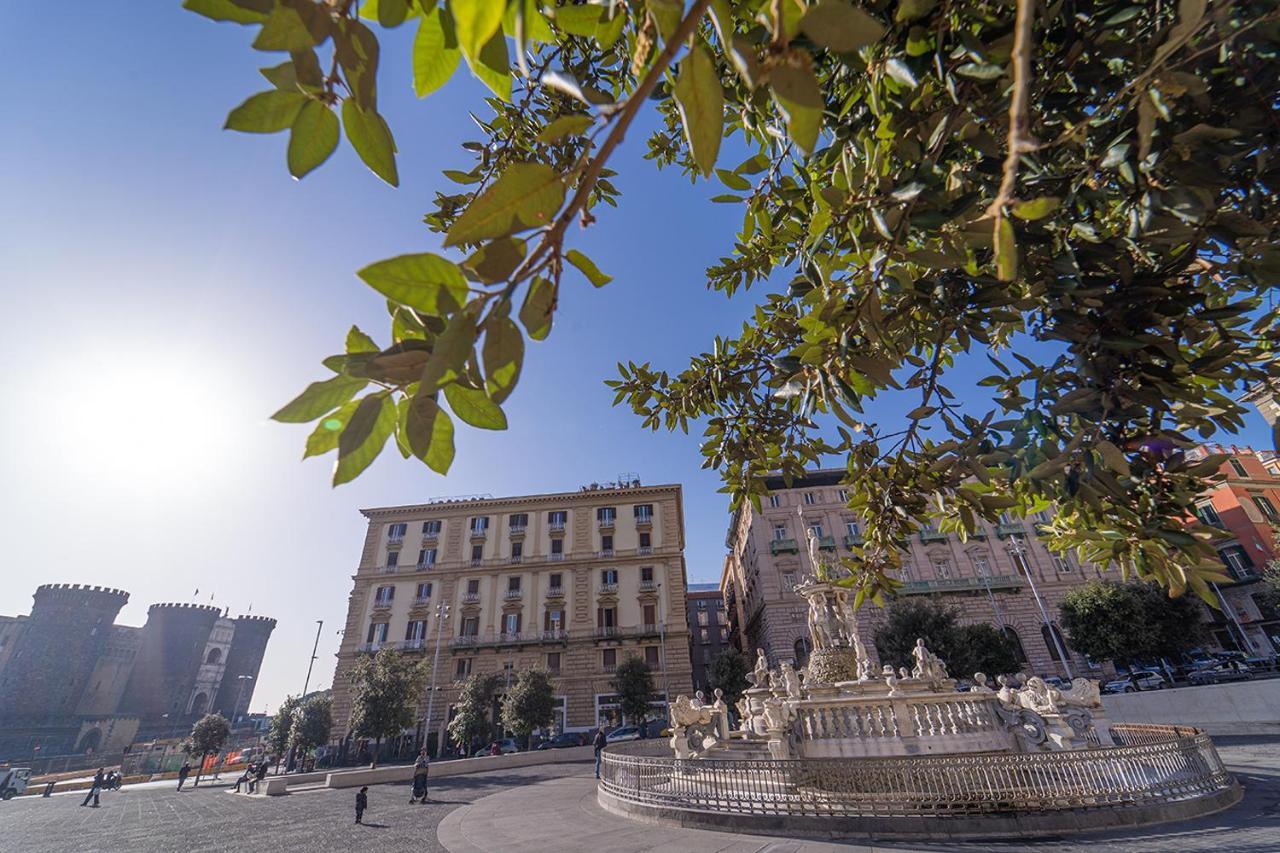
[0,583,275,760]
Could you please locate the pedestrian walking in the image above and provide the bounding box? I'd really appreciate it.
[177,760,192,791]
[355,786,369,824]
[593,726,608,780]
[410,749,430,804]
[80,768,105,808]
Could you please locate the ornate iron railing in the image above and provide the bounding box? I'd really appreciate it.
[599,724,1232,817]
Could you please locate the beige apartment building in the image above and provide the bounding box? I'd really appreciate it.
[330,480,694,750]
[722,470,1105,681]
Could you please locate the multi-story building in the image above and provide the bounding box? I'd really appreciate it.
[686,583,731,694]
[329,480,694,752]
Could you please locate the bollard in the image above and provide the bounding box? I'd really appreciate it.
[42,782,55,797]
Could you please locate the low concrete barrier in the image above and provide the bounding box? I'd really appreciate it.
[325,745,595,789]
[257,777,289,797]
[1102,679,1280,735]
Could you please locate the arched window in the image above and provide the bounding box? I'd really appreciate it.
[77,728,102,754]
[189,692,209,715]
[794,637,811,667]
[205,647,222,665]
[1002,627,1028,665]
[1042,623,1067,662]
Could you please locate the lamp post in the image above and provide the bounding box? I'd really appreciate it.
[1006,537,1073,679]
[423,602,451,757]
[1211,582,1255,653]
[233,675,254,726]
[302,620,324,698]
[655,583,670,711]
[976,563,1006,629]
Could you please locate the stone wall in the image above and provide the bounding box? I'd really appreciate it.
[1102,680,1280,735]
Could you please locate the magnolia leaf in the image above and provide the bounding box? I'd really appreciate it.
[465,26,511,101]
[357,253,469,315]
[444,383,508,429]
[483,315,524,403]
[551,3,603,37]
[672,44,725,177]
[413,8,461,97]
[420,309,480,394]
[1096,440,1132,477]
[403,393,455,473]
[519,276,556,340]
[273,375,367,423]
[770,61,823,155]
[342,100,399,186]
[184,0,270,25]
[536,114,592,142]
[253,3,322,51]
[1012,196,1060,221]
[647,0,683,42]
[287,100,339,178]
[334,18,380,109]
[799,0,886,52]
[346,326,379,354]
[444,163,565,246]
[454,0,505,66]
[994,215,1017,281]
[334,393,396,485]
[303,399,359,458]
[894,0,936,23]
[464,237,527,283]
[224,90,306,133]
[377,0,411,27]
[564,249,612,287]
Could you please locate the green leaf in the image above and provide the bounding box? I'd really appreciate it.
[287,100,339,178]
[1012,196,1060,221]
[550,4,603,37]
[253,3,324,51]
[377,0,411,27]
[464,237,527,283]
[413,8,461,97]
[341,100,399,186]
[444,383,508,430]
[564,249,612,287]
[770,61,823,155]
[1096,440,1132,477]
[482,315,524,403]
[346,326,379,354]
[672,44,724,178]
[334,18,380,109]
[453,0,505,65]
[799,1,886,53]
[884,58,917,89]
[519,276,557,340]
[402,393,455,473]
[304,399,359,458]
[273,375,367,423]
[334,393,396,485]
[954,62,1004,80]
[357,253,469,315]
[536,114,592,143]
[224,90,306,133]
[444,162,564,247]
[420,309,480,394]
[184,0,270,25]
[647,0,683,42]
[994,215,1017,282]
[894,0,936,23]
[465,27,511,101]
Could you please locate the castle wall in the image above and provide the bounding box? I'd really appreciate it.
[212,615,276,719]
[76,625,141,716]
[121,603,221,722]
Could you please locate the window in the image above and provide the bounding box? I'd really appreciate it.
[1230,458,1249,478]
[972,557,991,578]
[366,622,388,644]
[601,569,618,585]
[511,542,523,562]
[388,522,407,541]
[720,626,729,642]
[794,638,811,666]
[803,492,818,505]
[639,532,651,551]
[549,573,562,590]
[471,544,483,564]
[643,604,656,626]
[471,516,490,533]
[418,548,436,568]
[1197,503,1223,527]
[422,519,441,536]
[696,599,708,610]
[602,648,617,670]
[550,538,564,559]
[545,608,565,632]
[508,576,521,592]
[700,627,710,643]
[701,647,713,664]
[416,582,433,600]
[597,607,617,628]
[460,616,479,637]
[503,613,521,636]
[466,579,480,595]
[782,571,796,590]
[807,522,824,539]
[1003,627,1028,664]
[1254,495,1279,522]
[641,566,654,582]
[405,620,427,642]
[773,524,789,541]
[597,507,616,525]
[509,512,528,530]
[1034,510,1052,524]
[837,488,849,502]
[697,610,709,626]
[386,551,400,570]
[645,646,660,666]
[374,585,395,604]
[600,534,614,553]
[1009,548,1032,576]
[633,504,653,521]
[1220,545,1255,580]
[548,510,567,529]
[900,563,915,581]
[768,494,781,508]
[455,658,472,679]
[845,520,860,536]
[547,652,561,674]
[205,647,222,665]
[1051,554,1074,573]
[934,560,951,579]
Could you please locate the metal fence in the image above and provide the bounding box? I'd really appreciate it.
[599,724,1233,817]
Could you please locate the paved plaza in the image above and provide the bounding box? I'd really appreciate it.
[1,737,1277,852]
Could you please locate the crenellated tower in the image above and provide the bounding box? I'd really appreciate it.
[212,615,276,719]
[120,602,221,721]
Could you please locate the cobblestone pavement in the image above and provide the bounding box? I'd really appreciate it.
[0,761,591,853]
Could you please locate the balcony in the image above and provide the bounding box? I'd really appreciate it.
[546,586,565,598]
[842,533,863,548]
[549,520,566,533]
[422,528,440,540]
[996,522,1025,538]
[818,535,837,550]
[509,524,527,537]
[898,574,1024,596]
[594,624,663,640]
[770,538,799,555]
[388,534,404,545]
[638,546,653,555]
[503,588,523,601]
[602,663,617,674]
[598,582,619,595]
[448,630,567,649]
[639,579,657,592]
[461,592,480,604]
[598,549,615,558]
[416,561,435,571]
[379,565,399,574]
[508,555,524,565]
[919,528,948,544]
[372,598,393,610]
[549,552,565,562]
[597,516,616,530]
[470,527,489,541]
[403,638,427,651]
[412,596,432,607]
[635,513,653,528]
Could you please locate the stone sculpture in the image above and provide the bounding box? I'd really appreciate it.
[779,662,802,699]
[807,592,834,649]
[751,648,770,687]
[971,673,994,693]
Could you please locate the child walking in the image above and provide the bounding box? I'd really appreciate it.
[355,786,368,824]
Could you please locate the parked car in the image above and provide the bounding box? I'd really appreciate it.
[535,732,584,750]
[0,767,31,801]
[1188,661,1254,685]
[1042,676,1070,690]
[606,725,641,743]
[1103,671,1168,693]
[471,738,519,757]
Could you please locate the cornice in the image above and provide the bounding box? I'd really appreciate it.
[360,483,683,519]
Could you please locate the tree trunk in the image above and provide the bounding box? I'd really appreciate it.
[372,736,380,769]
[194,752,205,787]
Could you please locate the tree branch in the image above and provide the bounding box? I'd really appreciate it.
[985,0,1037,218]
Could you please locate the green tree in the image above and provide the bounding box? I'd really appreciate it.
[500,668,557,741]
[265,694,300,770]
[706,649,750,708]
[1059,580,1204,664]
[873,598,1019,678]
[612,658,654,726]
[184,713,231,787]
[348,650,426,768]
[289,693,333,759]
[448,673,502,754]
[189,1,1279,606]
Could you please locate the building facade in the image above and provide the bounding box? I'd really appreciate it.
[329,481,694,751]
[686,584,731,694]
[0,584,275,760]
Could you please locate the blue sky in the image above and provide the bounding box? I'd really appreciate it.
[2,2,1273,714]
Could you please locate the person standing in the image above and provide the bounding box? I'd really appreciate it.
[176,760,192,791]
[592,726,608,780]
[355,786,369,824]
[410,749,430,804]
[80,768,105,807]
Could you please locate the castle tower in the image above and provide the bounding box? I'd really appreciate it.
[121,603,222,722]
[0,584,130,720]
[212,615,276,720]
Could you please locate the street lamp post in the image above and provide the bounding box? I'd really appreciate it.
[423,603,450,757]
[655,583,671,712]
[302,620,324,698]
[1006,537,1073,679]
[1211,582,1255,653]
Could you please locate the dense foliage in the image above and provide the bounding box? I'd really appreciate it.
[265,694,301,759]
[612,657,655,723]
[1058,579,1204,662]
[185,713,232,785]
[289,693,334,755]
[874,597,1021,676]
[190,0,1280,604]
[706,648,751,706]
[348,649,427,766]
[447,672,502,749]
[499,668,558,736]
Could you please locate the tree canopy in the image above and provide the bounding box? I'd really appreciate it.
[500,668,558,736]
[1058,579,1204,662]
[612,657,655,723]
[348,649,426,766]
[873,597,1020,677]
[189,0,1280,604]
[706,648,751,706]
[265,694,301,759]
[289,693,334,754]
[448,672,502,749]
[185,713,232,785]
